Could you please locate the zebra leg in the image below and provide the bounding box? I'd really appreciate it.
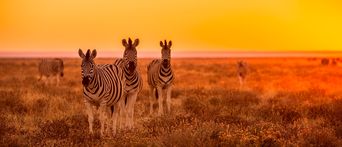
[44,76,49,85]
[105,106,112,135]
[127,92,138,129]
[124,94,131,129]
[56,75,60,86]
[85,102,95,134]
[111,104,120,136]
[157,87,164,116]
[49,76,53,85]
[166,86,172,114]
[99,105,107,137]
[118,99,126,130]
[149,87,155,115]
[38,74,42,81]
[238,76,243,89]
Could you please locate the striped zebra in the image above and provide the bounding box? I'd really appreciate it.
[237,60,248,89]
[114,38,143,129]
[38,58,64,86]
[78,49,126,136]
[147,40,174,116]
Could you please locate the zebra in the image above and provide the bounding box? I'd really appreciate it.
[78,49,126,136]
[38,58,64,86]
[237,60,248,89]
[114,38,143,129]
[147,40,174,116]
[321,58,329,65]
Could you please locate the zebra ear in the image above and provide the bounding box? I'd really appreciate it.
[91,49,97,59]
[133,38,139,47]
[122,39,128,47]
[78,49,85,58]
[85,49,91,59]
[168,41,172,49]
[160,41,164,47]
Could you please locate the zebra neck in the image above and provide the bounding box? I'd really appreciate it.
[86,67,99,90]
[160,64,172,75]
[123,62,139,81]
[124,66,135,76]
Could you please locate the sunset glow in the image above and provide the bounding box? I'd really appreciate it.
[1,0,342,55]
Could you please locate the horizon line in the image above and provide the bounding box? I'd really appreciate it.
[1,51,342,58]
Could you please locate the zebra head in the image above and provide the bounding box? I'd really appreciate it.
[122,38,139,73]
[160,40,172,68]
[78,49,97,87]
[237,60,246,68]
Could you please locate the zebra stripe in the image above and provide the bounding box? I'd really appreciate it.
[38,58,64,86]
[114,38,143,129]
[147,59,174,87]
[79,49,126,136]
[114,59,143,94]
[147,40,174,116]
[82,64,125,106]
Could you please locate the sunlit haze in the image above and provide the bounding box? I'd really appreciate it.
[1,0,342,57]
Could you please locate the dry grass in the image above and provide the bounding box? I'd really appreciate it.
[0,58,341,146]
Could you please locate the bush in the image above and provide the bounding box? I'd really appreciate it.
[32,114,102,146]
[321,58,329,65]
[0,90,27,114]
[299,127,339,146]
[38,119,71,140]
[183,97,206,115]
[220,89,260,107]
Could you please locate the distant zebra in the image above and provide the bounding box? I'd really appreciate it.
[147,40,174,116]
[321,58,329,65]
[114,38,143,129]
[38,58,64,86]
[332,58,337,65]
[237,60,248,89]
[78,49,126,136]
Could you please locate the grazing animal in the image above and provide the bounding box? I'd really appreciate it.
[321,58,329,65]
[38,58,64,86]
[78,49,126,136]
[237,60,248,89]
[147,40,174,116]
[332,59,337,65]
[114,38,143,129]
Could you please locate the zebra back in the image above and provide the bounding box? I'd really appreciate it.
[38,58,64,77]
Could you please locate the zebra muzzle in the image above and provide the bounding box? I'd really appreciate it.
[82,77,91,86]
[127,62,136,72]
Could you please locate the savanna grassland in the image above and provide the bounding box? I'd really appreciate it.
[0,58,342,146]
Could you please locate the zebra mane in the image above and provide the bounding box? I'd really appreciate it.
[123,38,139,50]
[128,38,133,47]
[160,40,172,49]
[85,49,91,59]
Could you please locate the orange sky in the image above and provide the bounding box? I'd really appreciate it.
[1,0,342,53]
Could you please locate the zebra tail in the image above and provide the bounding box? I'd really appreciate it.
[155,89,159,99]
[110,105,114,115]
